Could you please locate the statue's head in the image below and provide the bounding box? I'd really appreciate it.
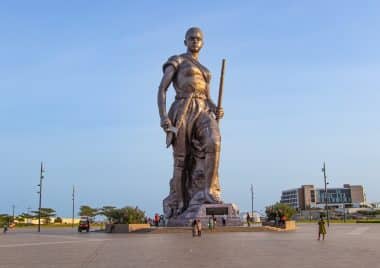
[184,27,203,53]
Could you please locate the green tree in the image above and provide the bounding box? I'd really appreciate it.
[98,206,117,222]
[15,216,25,223]
[31,208,56,224]
[0,214,11,225]
[79,205,98,220]
[124,206,146,224]
[266,203,296,220]
[19,212,33,220]
[17,213,34,224]
[54,217,63,223]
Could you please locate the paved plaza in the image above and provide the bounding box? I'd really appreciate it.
[0,224,379,268]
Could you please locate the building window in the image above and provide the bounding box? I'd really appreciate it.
[311,190,315,202]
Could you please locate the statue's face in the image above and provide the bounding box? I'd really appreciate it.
[184,30,203,53]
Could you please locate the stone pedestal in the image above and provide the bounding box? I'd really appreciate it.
[167,203,242,227]
[105,224,150,233]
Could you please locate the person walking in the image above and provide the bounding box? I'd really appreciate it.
[192,219,198,237]
[196,219,202,237]
[318,215,327,240]
[275,213,280,227]
[154,214,159,227]
[246,212,251,227]
[281,215,287,227]
[208,216,213,231]
[3,223,8,233]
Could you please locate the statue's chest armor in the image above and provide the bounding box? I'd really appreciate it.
[179,61,204,77]
[174,60,210,94]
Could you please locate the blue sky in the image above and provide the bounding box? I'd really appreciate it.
[1,1,379,217]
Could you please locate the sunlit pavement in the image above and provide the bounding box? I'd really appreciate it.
[0,224,379,268]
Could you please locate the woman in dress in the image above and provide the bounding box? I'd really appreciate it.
[318,215,327,240]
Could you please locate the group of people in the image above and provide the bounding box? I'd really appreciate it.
[153,214,164,227]
[192,215,228,236]
[208,216,217,231]
[3,222,15,233]
[191,214,327,240]
[145,214,166,227]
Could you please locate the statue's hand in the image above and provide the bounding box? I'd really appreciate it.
[215,107,224,120]
[160,116,172,132]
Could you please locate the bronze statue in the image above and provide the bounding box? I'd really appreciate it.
[157,27,225,221]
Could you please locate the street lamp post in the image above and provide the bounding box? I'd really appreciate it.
[37,162,44,232]
[343,203,346,223]
[72,186,75,228]
[250,184,254,218]
[12,204,15,223]
[322,162,330,227]
[27,206,31,224]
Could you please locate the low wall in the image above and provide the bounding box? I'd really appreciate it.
[105,224,150,233]
[285,220,296,230]
[262,220,296,231]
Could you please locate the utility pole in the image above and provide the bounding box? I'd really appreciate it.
[27,206,31,224]
[343,203,346,223]
[12,204,15,222]
[250,184,254,217]
[72,185,75,228]
[37,162,44,232]
[322,162,330,227]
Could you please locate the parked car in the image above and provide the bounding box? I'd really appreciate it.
[78,219,90,232]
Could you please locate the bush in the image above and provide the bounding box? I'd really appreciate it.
[54,217,63,224]
[266,203,296,220]
[107,206,146,224]
[356,220,380,223]
[357,210,380,216]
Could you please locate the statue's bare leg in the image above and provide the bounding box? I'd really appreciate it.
[197,114,222,203]
[172,154,185,213]
[172,122,188,214]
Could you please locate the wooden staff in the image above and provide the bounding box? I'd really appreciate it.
[216,59,226,125]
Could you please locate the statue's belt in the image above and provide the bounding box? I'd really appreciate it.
[175,92,206,100]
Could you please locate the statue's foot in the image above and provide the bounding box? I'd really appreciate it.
[204,190,221,204]
[175,201,185,215]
